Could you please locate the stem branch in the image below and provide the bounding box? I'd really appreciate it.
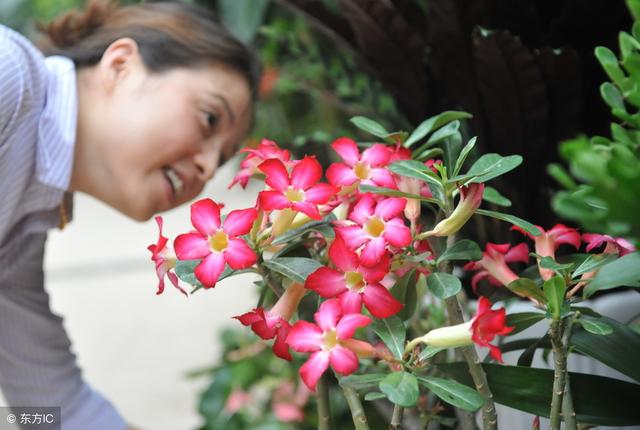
[317,375,332,430]
[549,318,567,430]
[341,385,370,430]
[390,404,404,429]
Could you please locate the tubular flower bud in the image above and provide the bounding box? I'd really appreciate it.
[424,183,484,237]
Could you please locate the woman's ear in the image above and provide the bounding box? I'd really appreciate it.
[97,37,144,93]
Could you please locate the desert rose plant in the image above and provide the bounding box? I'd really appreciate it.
[149,113,640,429]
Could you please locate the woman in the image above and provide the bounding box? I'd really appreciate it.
[0,1,259,428]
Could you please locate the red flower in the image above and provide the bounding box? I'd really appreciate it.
[229,139,291,189]
[513,224,580,280]
[305,235,402,318]
[463,242,529,292]
[147,216,187,297]
[471,297,514,362]
[325,137,396,189]
[582,233,635,256]
[258,157,338,220]
[174,199,257,288]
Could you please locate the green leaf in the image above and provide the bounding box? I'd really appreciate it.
[538,256,574,273]
[453,137,477,176]
[543,276,566,319]
[404,111,472,148]
[262,257,323,283]
[482,186,512,207]
[575,318,613,335]
[372,316,406,360]
[339,373,386,391]
[505,312,545,335]
[388,160,441,187]
[175,260,247,291]
[418,346,446,361]
[413,146,444,161]
[416,376,484,412]
[572,253,618,278]
[364,392,386,401]
[358,184,442,206]
[436,239,482,263]
[506,278,547,303]
[475,209,541,236]
[601,82,625,110]
[217,0,269,43]
[379,372,420,407]
[426,272,462,299]
[517,336,545,367]
[438,362,640,426]
[272,214,336,245]
[391,269,417,321]
[449,153,523,184]
[350,116,389,139]
[584,252,640,297]
[571,316,640,382]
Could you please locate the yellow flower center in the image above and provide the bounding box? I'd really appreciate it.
[285,187,305,203]
[209,230,229,252]
[345,271,365,291]
[354,162,370,180]
[365,216,385,237]
[323,329,338,350]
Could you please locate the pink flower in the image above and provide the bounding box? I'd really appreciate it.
[424,183,484,237]
[471,297,514,362]
[463,242,529,292]
[408,297,513,363]
[513,224,580,280]
[582,233,635,256]
[234,283,306,361]
[174,199,257,288]
[224,388,252,414]
[305,235,402,318]
[147,216,187,297]
[272,382,310,422]
[335,194,412,266]
[286,299,375,391]
[258,157,338,220]
[228,139,291,189]
[325,137,396,189]
[396,160,439,222]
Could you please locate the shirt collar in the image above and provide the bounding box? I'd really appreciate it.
[37,55,78,191]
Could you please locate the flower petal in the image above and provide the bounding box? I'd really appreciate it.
[223,208,258,237]
[349,194,376,225]
[224,238,257,269]
[194,252,226,288]
[273,323,292,361]
[360,236,388,267]
[339,290,363,314]
[326,163,358,187]
[259,190,290,211]
[504,242,530,264]
[190,198,221,236]
[304,183,338,204]
[291,156,322,191]
[174,233,210,260]
[166,271,187,297]
[360,144,391,166]
[329,345,359,375]
[287,320,323,352]
[375,197,407,220]
[368,168,397,188]
[331,137,360,166]
[300,351,330,391]
[259,158,290,191]
[328,235,358,273]
[292,201,321,220]
[305,267,347,297]
[335,313,371,340]
[362,283,403,319]
[383,218,412,248]
[314,299,343,332]
[335,225,369,250]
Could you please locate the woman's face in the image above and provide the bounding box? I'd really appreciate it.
[73,39,253,221]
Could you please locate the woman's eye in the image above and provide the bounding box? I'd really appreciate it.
[206,112,218,129]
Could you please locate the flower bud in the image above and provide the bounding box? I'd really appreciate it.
[423,183,484,237]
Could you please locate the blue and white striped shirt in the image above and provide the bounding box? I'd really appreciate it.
[0,25,127,429]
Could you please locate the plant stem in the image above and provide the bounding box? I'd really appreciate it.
[390,404,404,429]
[561,316,578,430]
[549,318,567,430]
[341,385,370,430]
[439,233,498,430]
[317,375,332,430]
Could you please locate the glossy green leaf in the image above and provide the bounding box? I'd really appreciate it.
[438,362,640,426]
[339,373,386,391]
[538,257,574,276]
[364,392,386,401]
[543,276,566,319]
[263,257,323,283]
[416,376,483,412]
[506,278,547,303]
[453,137,477,176]
[436,239,482,263]
[427,272,462,299]
[449,153,523,184]
[475,209,541,236]
[572,253,618,278]
[584,252,640,297]
[372,316,406,360]
[517,336,545,367]
[358,184,442,206]
[482,186,512,207]
[272,214,336,245]
[418,346,446,361]
[388,160,441,187]
[379,372,419,407]
[404,111,472,148]
[571,316,640,382]
[576,318,613,335]
[218,0,269,43]
[505,312,545,335]
[350,116,389,139]
[391,269,417,321]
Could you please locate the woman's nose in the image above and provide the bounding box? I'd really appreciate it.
[193,150,217,182]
